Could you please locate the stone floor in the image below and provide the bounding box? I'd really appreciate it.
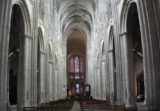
[70,101,137,111]
[22,98,138,111]
[70,101,82,111]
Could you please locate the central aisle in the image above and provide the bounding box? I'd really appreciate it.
[70,101,82,111]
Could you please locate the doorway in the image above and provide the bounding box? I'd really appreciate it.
[127,3,144,102]
[8,5,25,105]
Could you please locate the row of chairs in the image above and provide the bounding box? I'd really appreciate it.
[23,99,74,111]
[80,98,137,111]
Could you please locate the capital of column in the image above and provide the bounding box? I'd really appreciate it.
[24,34,33,40]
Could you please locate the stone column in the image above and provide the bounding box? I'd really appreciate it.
[95,68,99,99]
[90,59,95,98]
[137,0,160,110]
[54,69,58,100]
[93,66,97,99]
[31,31,38,107]
[39,51,46,103]
[108,50,116,105]
[51,62,55,100]
[45,52,49,103]
[0,1,11,111]
[18,34,32,107]
[121,33,136,108]
[101,60,106,100]
[105,57,110,102]
[49,61,53,101]
[97,68,101,100]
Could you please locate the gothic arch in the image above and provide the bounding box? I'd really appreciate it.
[37,27,45,52]
[120,1,145,108]
[37,27,45,104]
[6,0,33,107]
[8,4,26,106]
[108,26,117,105]
[101,41,105,57]
[49,42,53,61]
[120,0,137,33]
[13,0,31,35]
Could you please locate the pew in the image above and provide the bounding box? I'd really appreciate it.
[23,98,74,111]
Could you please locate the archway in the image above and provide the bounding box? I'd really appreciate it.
[67,30,87,97]
[8,4,25,105]
[127,3,144,102]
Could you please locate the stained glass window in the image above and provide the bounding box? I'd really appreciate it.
[70,57,74,73]
[76,83,80,93]
[75,56,79,73]
[68,55,85,96]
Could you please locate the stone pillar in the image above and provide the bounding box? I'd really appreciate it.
[54,69,58,100]
[0,1,11,111]
[31,31,38,107]
[121,33,136,108]
[89,59,94,98]
[105,57,110,102]
[45,52,49,103]
[49,61,53,101]
[97,68,101,100]
[39,51,46,103]
[108,50,116,106]
[137,0,160,110]
[101,60,106,100]
[51,63,55,100]
[93,66,97,99]
[95,68,99,99]
[19,34,32,107]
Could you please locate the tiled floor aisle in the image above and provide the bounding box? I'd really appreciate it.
[70,102,82,111]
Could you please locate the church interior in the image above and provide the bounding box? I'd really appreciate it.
[0,0,160,111]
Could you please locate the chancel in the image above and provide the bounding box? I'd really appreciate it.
[0,0,160,111]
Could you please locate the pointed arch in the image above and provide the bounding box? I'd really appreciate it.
[120,0,137,33]
[14,0,31,35]
[49,42,53,61]
[108,26,114,51]
[120,1,145,108]
[101,41,105,55]
[108,25,117,105]
[37,27,44,52]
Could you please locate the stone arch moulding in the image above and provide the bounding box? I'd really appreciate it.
[59,2,93,18]
[120,0,148,109]
[120,0,137,33]
[108,26,114,48]
[63,22,91,41]
[13,0,31,35]
[106,19,113,44]
[106,23,114,60]
[100,41,105,60]
[37,27,45,52]
[49,41,54,60]
[101,41,105,54]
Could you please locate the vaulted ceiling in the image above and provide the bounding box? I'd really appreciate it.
[58,0,95,55]
[58,0,95,34]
